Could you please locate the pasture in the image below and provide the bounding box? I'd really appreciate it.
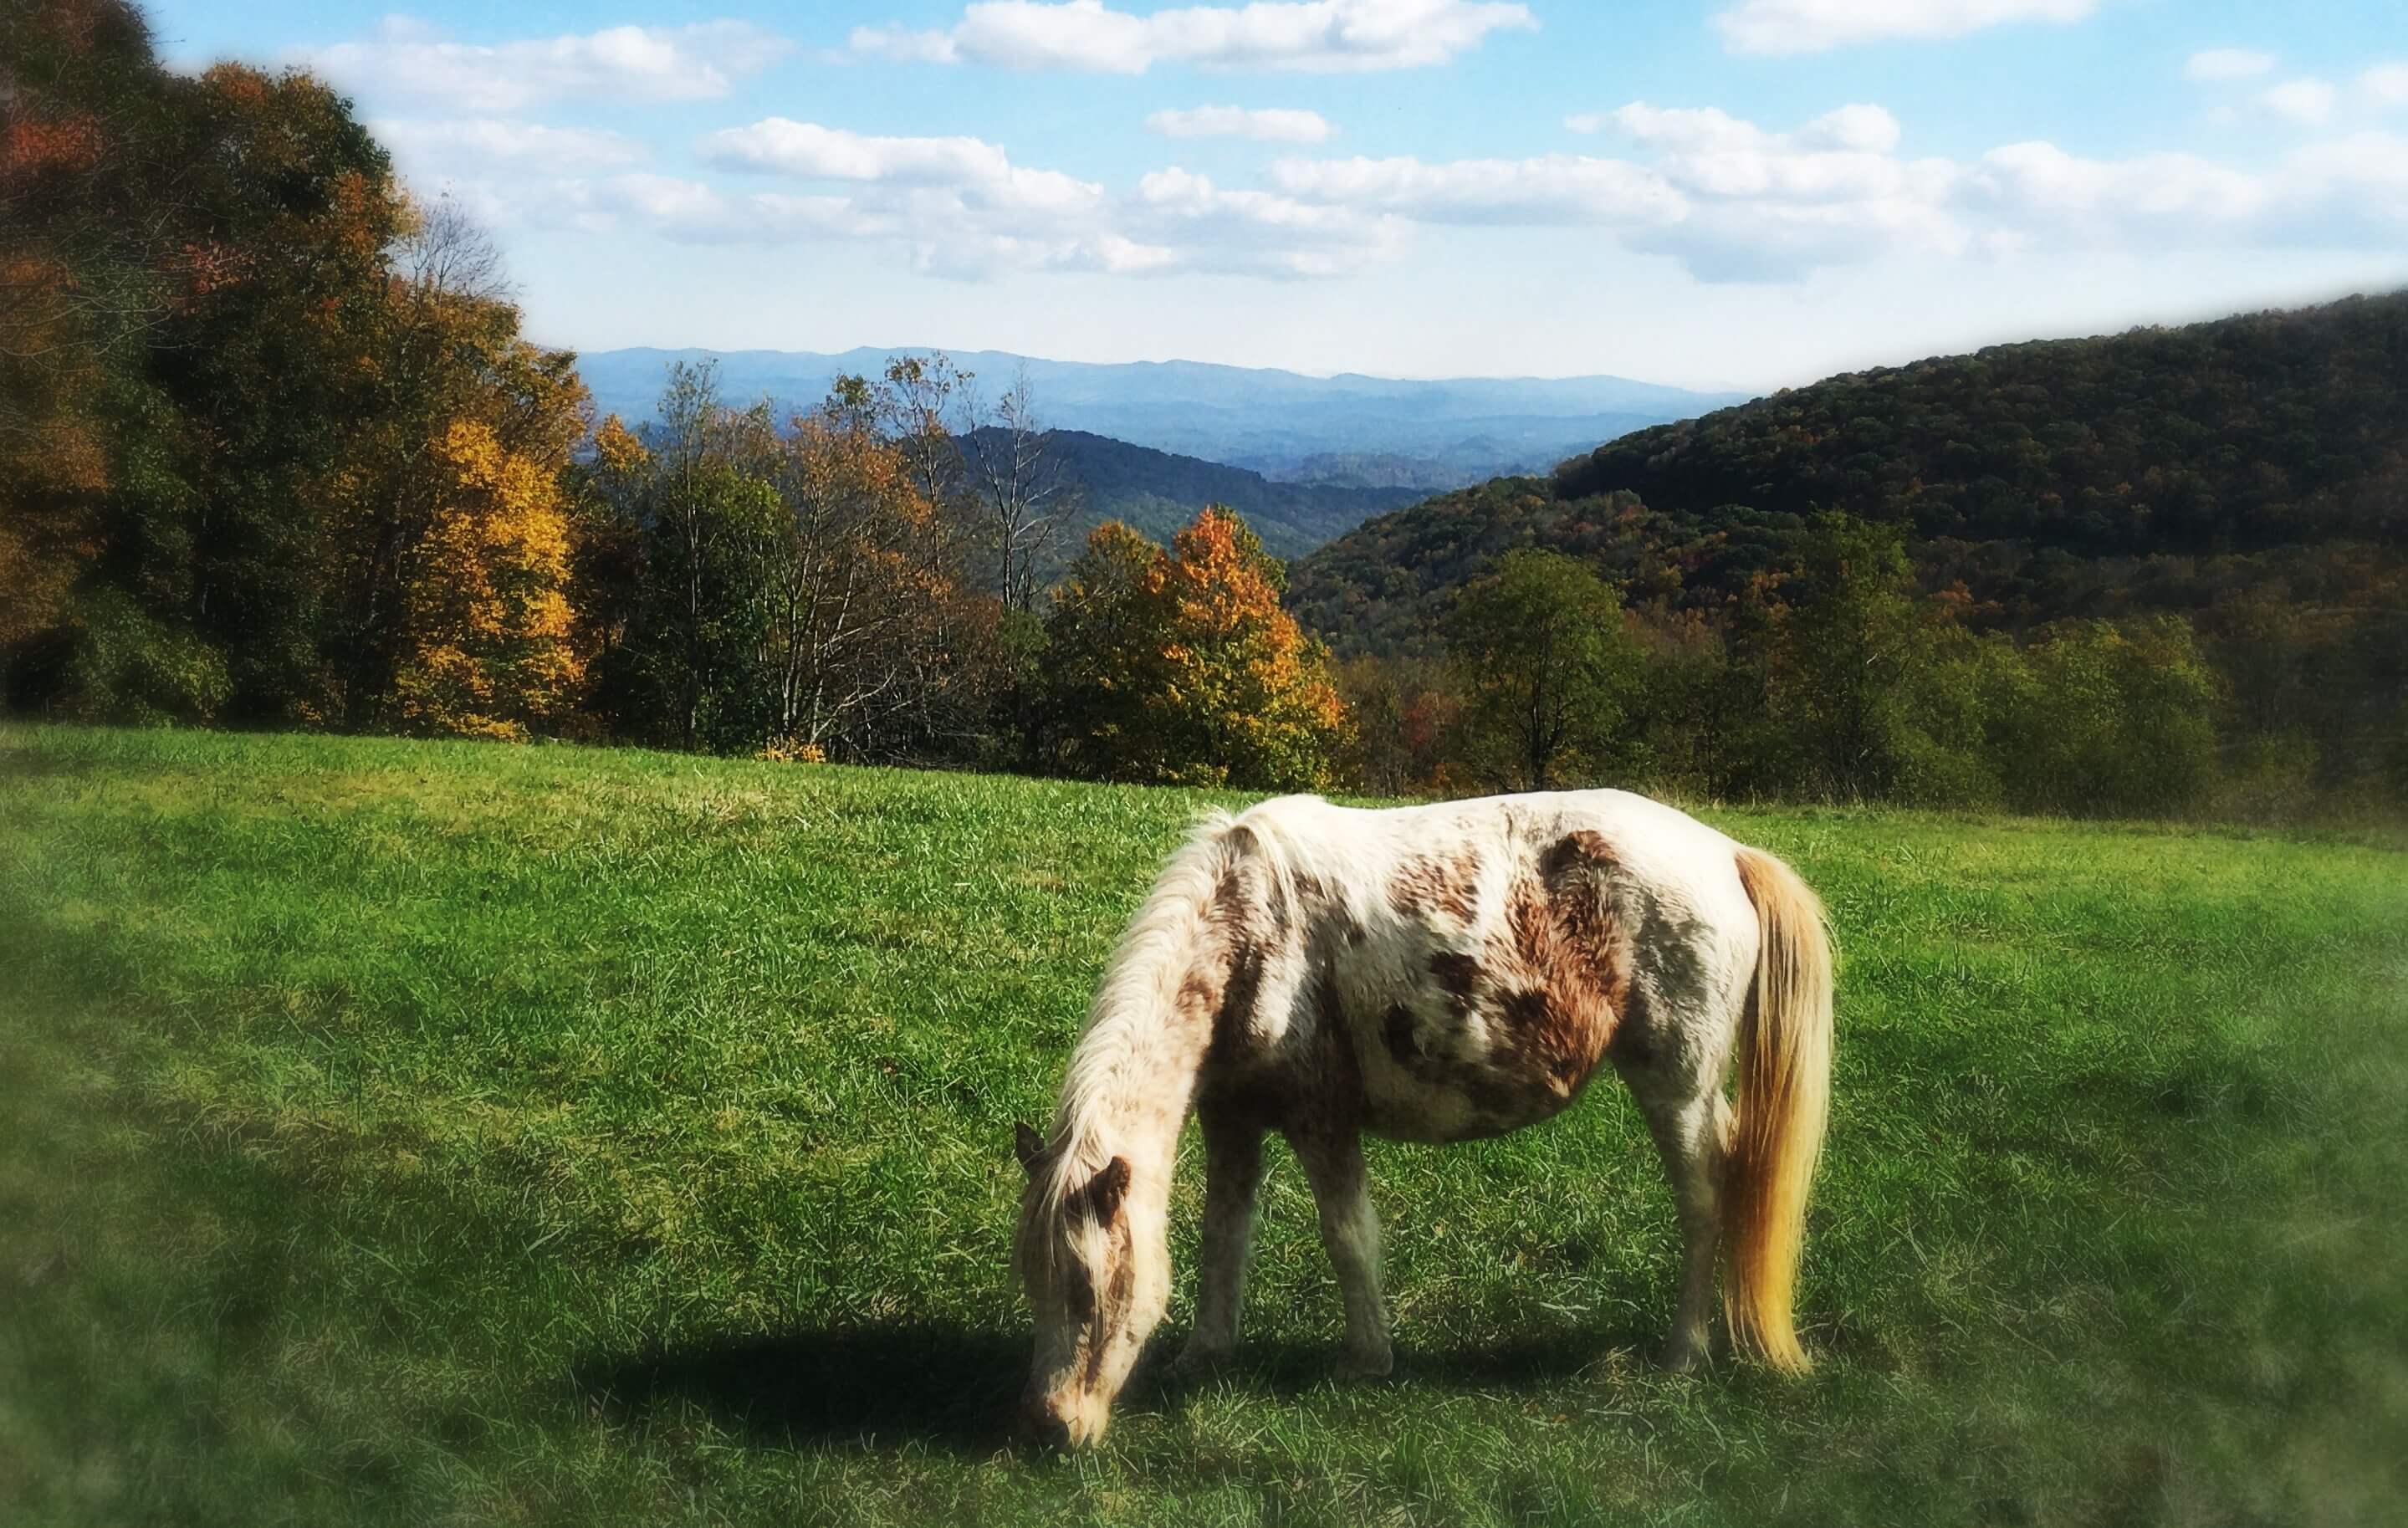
[3,725,2403,1526]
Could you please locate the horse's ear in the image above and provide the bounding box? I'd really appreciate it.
[1087,1157,1131,1221]
[1014,1122,1045,1173]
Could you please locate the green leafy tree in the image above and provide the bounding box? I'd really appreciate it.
[1991,617,2222,816]
[1766,514,1934,800]
[1445,548,1636,791]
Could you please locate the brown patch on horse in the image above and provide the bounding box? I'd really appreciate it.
[1387,846,1482,923]
[1201,827,1288,1057]
[1539,828,1608,884]
[1081,1213,1135,1387]
[1490,832,1632,1096]
[1213,941,1266,1056]
[1304,963,1368,1127]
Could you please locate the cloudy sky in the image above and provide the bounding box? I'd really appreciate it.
[148,0,2408,391]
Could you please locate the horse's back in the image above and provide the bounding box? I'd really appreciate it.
[1215,790,1761,1143]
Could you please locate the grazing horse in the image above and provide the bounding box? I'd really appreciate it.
[1010,790,1833,1448]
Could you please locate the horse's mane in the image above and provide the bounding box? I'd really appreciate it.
[1021,805,1286,1276]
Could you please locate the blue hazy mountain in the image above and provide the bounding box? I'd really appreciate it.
[577,345,1750,488]
[959,427,1425,568]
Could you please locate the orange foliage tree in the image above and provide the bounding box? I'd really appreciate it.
[1035,506,1351,789]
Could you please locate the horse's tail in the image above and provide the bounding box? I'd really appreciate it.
[1723,846,1834,1374]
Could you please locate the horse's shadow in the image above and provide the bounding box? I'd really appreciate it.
[573,1321,1658,1454]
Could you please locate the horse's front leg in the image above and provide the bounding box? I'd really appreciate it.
[1178,1105,1265,1372]
[1288,1124,1393,1377]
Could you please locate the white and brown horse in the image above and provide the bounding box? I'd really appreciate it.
[1011,789,1833,1447]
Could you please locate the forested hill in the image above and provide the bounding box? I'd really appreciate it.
[1552,292,2406,551]
[1291,291,2408,656]
[966,428,1422,568]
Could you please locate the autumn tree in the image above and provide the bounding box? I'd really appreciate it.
[579,363,785,749]
[382,419,584,738]
[1986,617,2221,815]
[767,386,969,758]
[1332,652,1457,797]
[1035,508,1350,790]
[1031,520,1168,777]
[329,199,590,732]
[0,7,389,719]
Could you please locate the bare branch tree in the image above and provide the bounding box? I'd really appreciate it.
[974,364,1073,612]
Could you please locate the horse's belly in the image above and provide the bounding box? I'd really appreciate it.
[1357,1045,1602,1143]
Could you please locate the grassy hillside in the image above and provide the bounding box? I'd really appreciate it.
[5,727,2405,1525]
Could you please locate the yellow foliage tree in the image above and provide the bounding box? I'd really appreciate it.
[388,419,584,739]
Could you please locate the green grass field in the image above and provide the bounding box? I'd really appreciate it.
[3,725,2405,1526]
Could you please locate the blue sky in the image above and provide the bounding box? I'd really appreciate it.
[146,0,2408,390]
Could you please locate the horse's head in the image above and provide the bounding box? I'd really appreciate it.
[1010,1122,1163,1447]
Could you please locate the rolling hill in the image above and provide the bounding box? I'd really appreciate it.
[1291,291,2408,656]
[961,427,1424,566]
[578,345,1746,489]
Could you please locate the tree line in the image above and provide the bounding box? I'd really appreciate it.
[1342,524,2254,819]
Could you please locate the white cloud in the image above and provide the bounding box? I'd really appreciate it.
[1970,142,2273,231]
[298,17,789,112]
[596,166,1327,279]
[485,120,1393,279]
[1966,135,2408,249]
[1146,105,1334,142]
[1134,166,1406,273]
[2185,49,2276,82]
[2282,133,2408,232]
[1603,103,1931,199]
[1268,152,1685,226]
[372,119,649,175]
[850,0,1534,74]
[698,119,1105,219]
[2361,63,2408,108]
[1272,101,1961,279]
[1713,0,2098,55]
[2261,78,2339,125]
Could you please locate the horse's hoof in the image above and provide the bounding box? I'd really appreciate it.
[1658,1342,1705,1374]
[1174,1341,1235,1375]
[1337,1346,1394,1380]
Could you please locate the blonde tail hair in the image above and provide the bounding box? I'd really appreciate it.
[1724,847,1835,1374]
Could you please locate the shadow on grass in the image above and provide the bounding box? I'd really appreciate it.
[576,1324,1026,1451]
[575,1321,1659,1454]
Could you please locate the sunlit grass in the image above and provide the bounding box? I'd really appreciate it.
[3,724,2403,1525]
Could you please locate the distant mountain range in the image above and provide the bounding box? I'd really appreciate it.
[576,345,1748,490]
[961,427,1424,568]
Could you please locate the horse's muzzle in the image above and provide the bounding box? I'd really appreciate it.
[1017,1393,1073,1450]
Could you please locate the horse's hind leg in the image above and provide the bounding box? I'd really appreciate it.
[1178,1105,1265,1371]
[1631,1073,1733,1372]
[1287,1124,1393,1377]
